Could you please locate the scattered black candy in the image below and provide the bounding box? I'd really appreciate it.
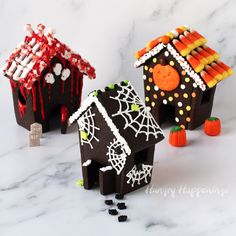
[108,209,118,215]
[117,202,126,210]
[115,193,124,200]
[118,215,127,222]
[105,199,113,205]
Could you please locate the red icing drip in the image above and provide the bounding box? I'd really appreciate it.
[78,76,83,106]
[48,84,51,101]
[18,100,26,117]
[61,106,68,123]
[32,85,37,112]
[75,71,79,95]
[10,80,18,92]
[38,83,45,119]
[70,68,74,103]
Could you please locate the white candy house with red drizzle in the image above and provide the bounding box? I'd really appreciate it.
[2,24,95,133]
[134,25,233,130]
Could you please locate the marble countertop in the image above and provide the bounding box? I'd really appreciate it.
[0,0,236,235]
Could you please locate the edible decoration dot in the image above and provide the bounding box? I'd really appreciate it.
[123,80,129,85]
[185,77,190,83]
[168,96,173,102]
[149,68,153,73]
[186,106,191,111]
[181,70,186,76]
[180,84,186,89]
[131,104,139,112]
[151,102,155,107]
[93,91,98,97]
[164,51,169,57]
[153,58,157,63]
[145,97,150,102]
[186,117,191,122]
[175,117,179,122]
[146,85,151,91]
[144,66,148,71]
[192,92,196,98]
[163,99,167,104]
[193,83,197,88]
[154,85,159,91]
[169,61,175,66]
[148,78,153,83]
[81,130,88,140]
[108,83,115,89]
[160,91,165,96]
[179,110,184,115]
[174,93,179,98]
[183,93,188,98]
[143,75,147,80]
[153,94,158,99]
[178,102,183,107]
[75,179,84,187]
[180,125,185,129]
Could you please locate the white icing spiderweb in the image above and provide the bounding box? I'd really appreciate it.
[78,106,100,149]
[126,164,153,187]
[106,139,127,175]
[110,83,163,141]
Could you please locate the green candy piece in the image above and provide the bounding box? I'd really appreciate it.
[131,104,139,112]
[93,91,98,97]
[171,126,182,132]
[75,179,84,187]
[108,83,115,90]
[124,80,129,85]
[81,130,88,140]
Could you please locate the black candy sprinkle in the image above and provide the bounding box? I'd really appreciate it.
[115,193,124,200]
[117,202,126,210]
[118,215,127,222]
[108,209,118,215]
[105,199,113,205]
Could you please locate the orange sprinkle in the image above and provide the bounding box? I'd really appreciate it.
[186,117,191,122]
[181,70,186,76]
[160,91,165,96]
[149,68,153,73]
[173,39,191,56]
[174,93,179,98]
[153,94,158,99]
[191,92,196,98]
[180,124,185,129]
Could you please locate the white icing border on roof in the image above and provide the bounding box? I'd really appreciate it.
[134,43,165,68]
[166,43,206,91]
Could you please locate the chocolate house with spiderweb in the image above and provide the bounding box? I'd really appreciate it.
[2,24,95,133]
[69,81,164,195]
[134,25,233,130]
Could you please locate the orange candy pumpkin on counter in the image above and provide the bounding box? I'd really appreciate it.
[204,117,221,136]
[169,126,187,147]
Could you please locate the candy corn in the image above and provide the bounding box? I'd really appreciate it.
[173,39,191,56]
[186,55,204,73]
[200,71,217,88]
[205,65,223,81]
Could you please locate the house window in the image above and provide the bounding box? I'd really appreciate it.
[201,88,213,105]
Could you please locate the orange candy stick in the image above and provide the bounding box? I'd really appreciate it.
[211,62,228,79]
[205,65,223,81]
[200,71,217,88]
[179,35,195,50]
[173,39,191,56]
[191,50,208,65]
[134,47,146,59]
[197,48,215,64]
[147,38,160,50]
[186,55,204,73]
[203,46,220,60]
[217,61,234,76]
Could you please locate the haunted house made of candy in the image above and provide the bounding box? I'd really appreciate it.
[134,25,233,130]
[69,81,164,195]
[2,24,95,133]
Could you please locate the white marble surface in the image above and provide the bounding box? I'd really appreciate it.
[0,0,236,235]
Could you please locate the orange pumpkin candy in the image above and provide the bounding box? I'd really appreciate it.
[204,117,221,136]
[169,126,187,147]
[153,64,180,91]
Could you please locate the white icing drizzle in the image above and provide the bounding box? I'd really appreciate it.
[100,166,113,172]
[82,159,92,167]
[126,164,153,187]
[134,43,165,68]
[166,43,206,91]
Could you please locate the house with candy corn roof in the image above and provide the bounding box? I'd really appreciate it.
[134,25,233,130]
